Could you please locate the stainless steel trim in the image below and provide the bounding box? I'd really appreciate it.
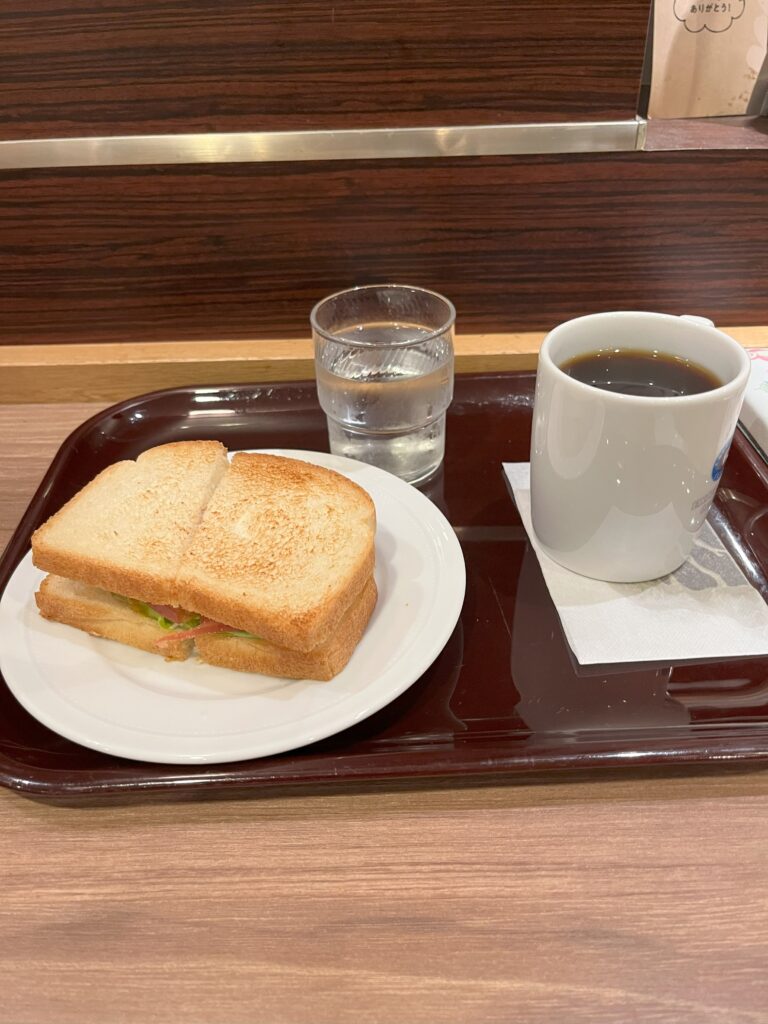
[635,118,648,151]
[0,120,646,169]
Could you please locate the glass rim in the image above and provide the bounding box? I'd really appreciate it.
[310,283,456,348]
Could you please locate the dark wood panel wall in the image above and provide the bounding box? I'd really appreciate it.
[2,0,766,346]
[1,153,766,344]
[2,1,649,138]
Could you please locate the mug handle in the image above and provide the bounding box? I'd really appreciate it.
[680,314,715,327]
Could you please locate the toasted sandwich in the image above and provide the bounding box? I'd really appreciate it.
[32,442,377,680]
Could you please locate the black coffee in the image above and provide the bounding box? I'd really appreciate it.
[559,348,722,397]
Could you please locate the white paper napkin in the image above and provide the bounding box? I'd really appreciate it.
[740,348,768,461]
[504,463,768,665]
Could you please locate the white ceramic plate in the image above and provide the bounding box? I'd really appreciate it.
[0,449,465,764]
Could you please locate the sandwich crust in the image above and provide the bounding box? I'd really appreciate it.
[195,577,378,680]
[175,453,377,651]
[32,441,228,605]
[36,575,191,661]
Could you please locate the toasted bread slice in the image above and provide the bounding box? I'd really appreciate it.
[35,575,191,661]
[36,574,377,679]
[196,577,377,680]
[32,441,228,605]
[176,453,376,651]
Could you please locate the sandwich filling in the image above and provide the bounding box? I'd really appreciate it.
[116,596,261,647]
[35,571,378,680]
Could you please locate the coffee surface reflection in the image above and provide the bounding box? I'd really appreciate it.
[560,347,721,397]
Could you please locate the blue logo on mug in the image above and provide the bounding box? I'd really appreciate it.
[711,441,731,481]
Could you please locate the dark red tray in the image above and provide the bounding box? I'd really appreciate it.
[2,373,768,803]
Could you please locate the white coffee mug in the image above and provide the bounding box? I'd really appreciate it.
[529,311,750,582]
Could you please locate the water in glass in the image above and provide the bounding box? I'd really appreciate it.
[315,322,454,483]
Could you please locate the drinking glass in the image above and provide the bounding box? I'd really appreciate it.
[311,284,455,484]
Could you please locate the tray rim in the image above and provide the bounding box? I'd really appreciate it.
[2,373,768,802]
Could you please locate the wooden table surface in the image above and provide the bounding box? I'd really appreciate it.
[2,403,768,1024]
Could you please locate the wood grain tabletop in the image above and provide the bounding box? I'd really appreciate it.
[2,403,768,1024]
